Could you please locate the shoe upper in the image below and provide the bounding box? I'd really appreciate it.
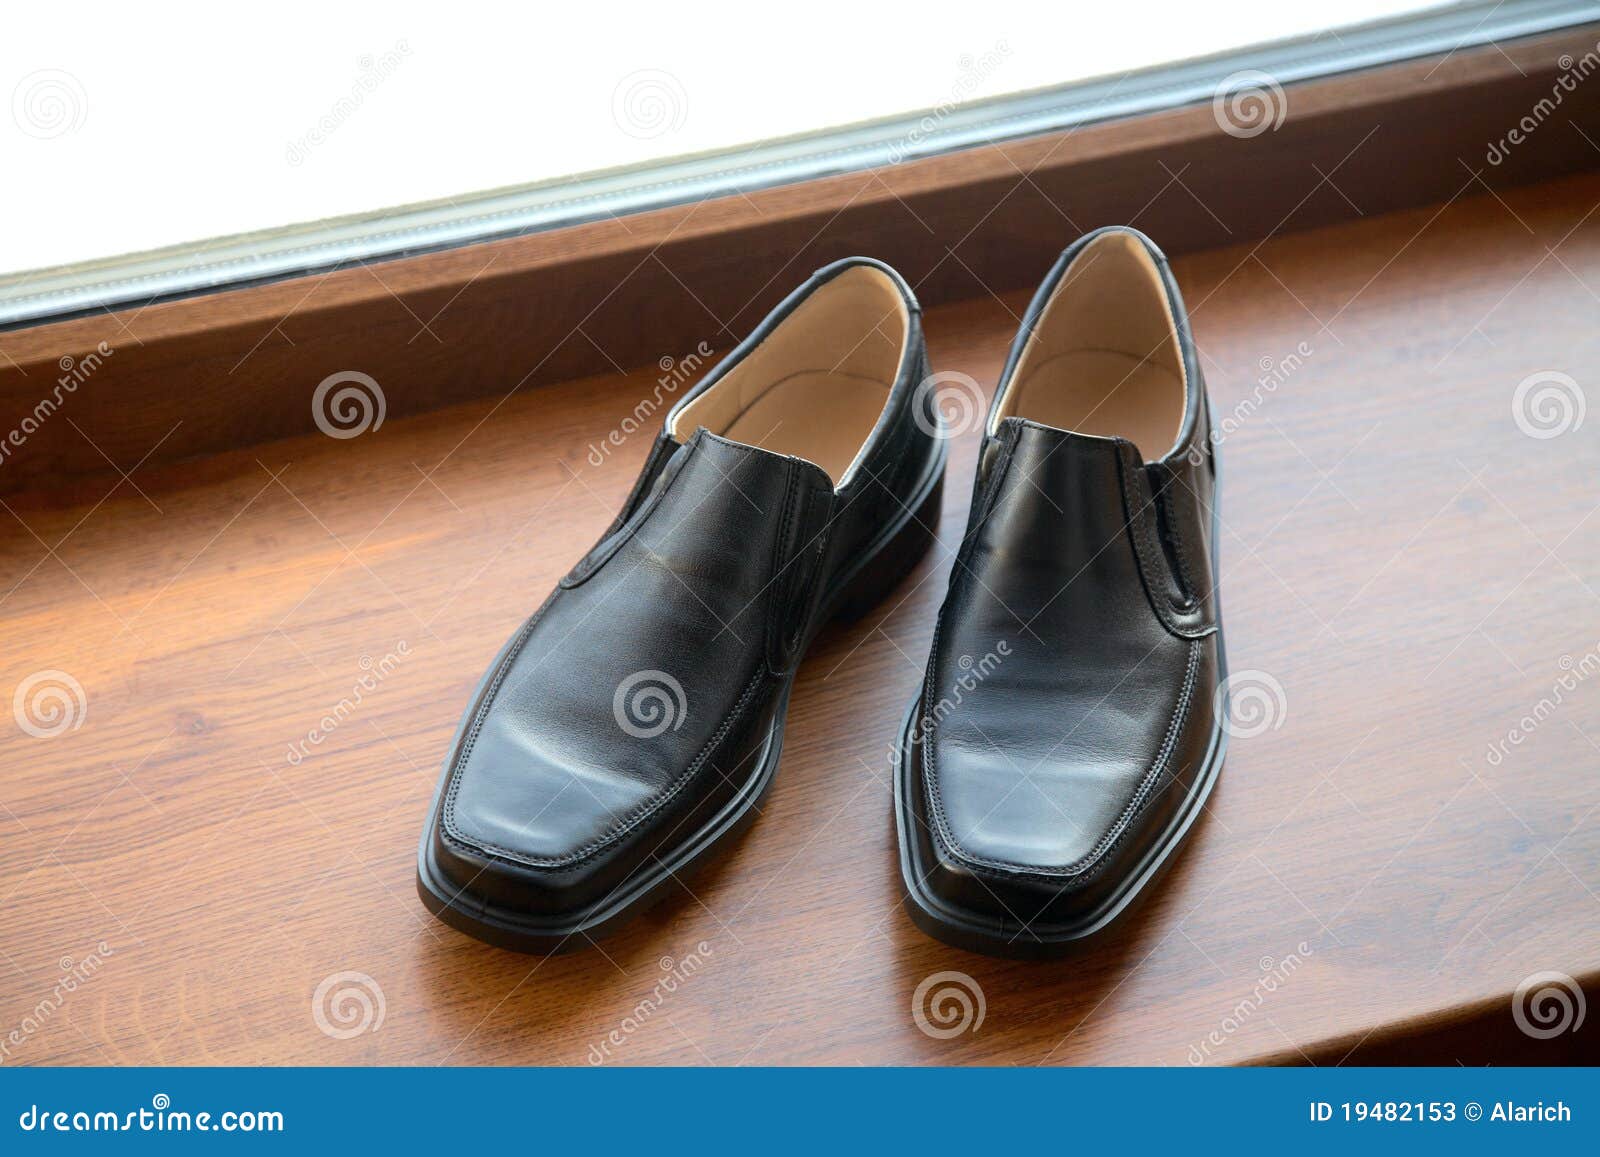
[902,226,1224,932]
[423,258,943,921]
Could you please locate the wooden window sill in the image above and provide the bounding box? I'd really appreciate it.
[2,169,1597,1063]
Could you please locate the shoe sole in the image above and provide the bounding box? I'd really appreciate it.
[417,445,947,954]
[892,439,1227,959]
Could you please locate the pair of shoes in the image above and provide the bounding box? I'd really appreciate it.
[416,226,1227,958]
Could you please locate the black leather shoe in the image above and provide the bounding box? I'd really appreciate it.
[419,258,945,952]
[893,227,1226,957]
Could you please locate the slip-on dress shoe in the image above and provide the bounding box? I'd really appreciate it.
[893,226,1227,957]
[418,257,946,952]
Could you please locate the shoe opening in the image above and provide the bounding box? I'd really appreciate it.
[667,264,909,486]
[988,230,1187,461]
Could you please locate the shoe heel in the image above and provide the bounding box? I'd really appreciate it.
[831,473,944,623]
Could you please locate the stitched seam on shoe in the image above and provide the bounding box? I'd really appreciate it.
[443,666,770,869]
[1117,448,1213,640]
[442,435,782,869]
[441,438,713,833]
[564,436,695,586]
[1158,475,1198,604]
[921,637,1201,883]
[967,423,1020,536]
[916,432,1201,881]
[1056,637,1203,881]
[766,461,799,670]
[440,593,560,857]
[786,487,833,652]
[1120,450,1173,609]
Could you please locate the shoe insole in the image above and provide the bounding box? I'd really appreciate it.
[720,371,891,483]
[1005,349,1183,460]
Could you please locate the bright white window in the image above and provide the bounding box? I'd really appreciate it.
[0,0,1471,279]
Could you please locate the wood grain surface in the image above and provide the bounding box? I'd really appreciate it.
[3,172,1600,1066]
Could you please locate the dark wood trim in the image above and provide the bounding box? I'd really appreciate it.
[3,24,1599,497]
[1280,973,1600,1065]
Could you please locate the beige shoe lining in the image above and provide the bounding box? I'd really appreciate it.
[988,232,1187,460]
[668,266,908,486]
